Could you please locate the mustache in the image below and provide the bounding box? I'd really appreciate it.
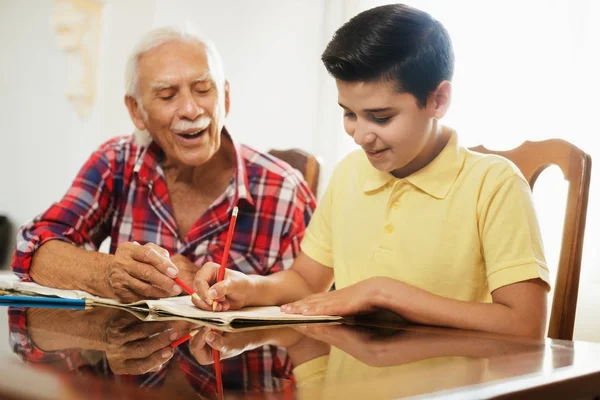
[171,116,211,133]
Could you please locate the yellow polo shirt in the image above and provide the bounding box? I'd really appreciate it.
[301,128,550,302]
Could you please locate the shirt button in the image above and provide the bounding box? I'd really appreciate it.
[385,223,394,233]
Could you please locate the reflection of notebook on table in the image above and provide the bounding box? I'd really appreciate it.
[0,273,342,329]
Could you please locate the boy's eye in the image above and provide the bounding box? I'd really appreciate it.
[372,116,391,124]
[343,111,356,118]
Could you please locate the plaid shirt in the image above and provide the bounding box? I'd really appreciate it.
[10,130,315,390]
[9,307,294,395]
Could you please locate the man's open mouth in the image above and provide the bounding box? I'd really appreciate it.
[176,128,207,139]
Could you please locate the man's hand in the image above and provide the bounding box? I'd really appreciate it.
[107,242,182,303]
[191,262,256,311]
[103,311,193,375]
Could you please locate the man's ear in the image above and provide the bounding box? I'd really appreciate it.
[224,80,231,116]
[429,80,452,119]
[124,95,147,130]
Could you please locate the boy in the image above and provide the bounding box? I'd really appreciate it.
[192,4,550,339]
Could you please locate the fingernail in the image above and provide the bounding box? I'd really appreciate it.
[133,241,140,245]
[205,298,213,306]
[170,331,179,341]
[173,285,182,294]
[161,349,173,359]
[166,267,178,278]
[206,332,215,342]
[208,288,217,298]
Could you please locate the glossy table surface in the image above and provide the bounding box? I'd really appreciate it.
[1,306,600,400]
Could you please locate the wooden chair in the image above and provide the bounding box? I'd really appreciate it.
[470,140,592,340]
[268,148,321,195]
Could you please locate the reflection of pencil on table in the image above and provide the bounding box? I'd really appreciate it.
[170,329,200,348]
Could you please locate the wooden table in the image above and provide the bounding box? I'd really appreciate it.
[0,307,599,399]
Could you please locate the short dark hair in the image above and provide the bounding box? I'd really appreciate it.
[321,3,454,107]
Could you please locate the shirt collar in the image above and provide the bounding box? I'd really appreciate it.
[133,127,255,208]
[362,128,466,199]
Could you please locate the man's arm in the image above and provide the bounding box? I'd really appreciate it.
[13,141,182,301]
[31,240,114,297]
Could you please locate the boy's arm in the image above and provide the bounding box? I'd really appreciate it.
[191,251,334,310]
[252,252,335,305]
[283,276,547,339]
[379,276,547,338]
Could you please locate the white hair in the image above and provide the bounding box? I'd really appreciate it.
[124,26,226,99]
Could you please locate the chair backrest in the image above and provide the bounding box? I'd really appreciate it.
[268,148,321,195]
[470,140,592,340]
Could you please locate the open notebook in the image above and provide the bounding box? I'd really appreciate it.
[0,274,342,329]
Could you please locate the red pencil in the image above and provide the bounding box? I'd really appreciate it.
[213,348,223,398]
[170,329,200,348]
[173,276,202,303]
[212,206,239,311]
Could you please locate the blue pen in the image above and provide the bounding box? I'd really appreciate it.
[0,295,91,310]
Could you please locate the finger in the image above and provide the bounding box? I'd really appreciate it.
[131,243,179,279]
[191,292,213,310]
[124,259,182,296]
[119,330,180,360]
[203,330,225,350]
[144,242,171,259]
[122,274,180,300]
[207,278,236,300]
[107,321,173,346]
[193,262,220,302]
[189,332,214,365]
[121,346,174,375]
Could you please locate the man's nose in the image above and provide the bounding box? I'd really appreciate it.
[177,92,202,121]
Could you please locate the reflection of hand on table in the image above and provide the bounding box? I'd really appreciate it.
[189,326,307,365]
[103,311,194,375]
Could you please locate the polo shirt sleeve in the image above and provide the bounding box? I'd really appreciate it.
[301,179,334,268]
[479,174,551,292]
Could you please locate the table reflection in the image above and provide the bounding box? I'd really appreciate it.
[6,307,575,399]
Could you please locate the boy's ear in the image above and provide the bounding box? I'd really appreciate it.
[429,80,452,119]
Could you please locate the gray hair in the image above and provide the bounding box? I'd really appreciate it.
[124,26,226,99]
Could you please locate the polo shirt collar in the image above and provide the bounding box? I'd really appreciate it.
[363,128,466,199]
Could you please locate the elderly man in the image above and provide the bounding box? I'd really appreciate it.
[11,27,316,305]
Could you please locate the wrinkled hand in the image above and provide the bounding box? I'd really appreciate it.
[191,262,255,311]
[103,311,194,375]
[281,277,383,316]
[107,242,182,303]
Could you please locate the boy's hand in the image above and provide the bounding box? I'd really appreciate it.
[192,262,256,311]
[281,277,383,316]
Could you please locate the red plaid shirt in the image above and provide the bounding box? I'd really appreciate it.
[10,130,315,390]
